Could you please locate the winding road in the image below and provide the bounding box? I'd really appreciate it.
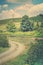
[0,40,25,64]
[0,38,43,64]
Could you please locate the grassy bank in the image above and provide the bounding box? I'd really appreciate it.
[0,47,8,53]
[1,38,43,65]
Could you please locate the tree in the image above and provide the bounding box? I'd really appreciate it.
[36,21,40,30]
[7,22,16,32]
[0,34,9,47]
[26,39,43,65]
[20,15,32,32]
[40,14,43,27]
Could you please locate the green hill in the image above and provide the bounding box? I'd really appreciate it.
[0,14,43,25]
[0,18,22,24]
[30,14,43,22]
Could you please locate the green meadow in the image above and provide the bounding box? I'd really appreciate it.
[0,14,43,65]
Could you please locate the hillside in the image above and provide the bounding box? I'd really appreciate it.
[0,18,22,24]
[30,14,43,22]
[0,14,43,25]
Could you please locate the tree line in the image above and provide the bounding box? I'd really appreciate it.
[6,15,43,32]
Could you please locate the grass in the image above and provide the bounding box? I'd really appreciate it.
[0,34,33,65]
[0,24,6,31]
[0,19,43,65]
[0,47,8,53]
[2,45,29,65]
[3,30,43,38]
[0,20,43,37]
[3,30,39,37]
[1,37,43,65]
[0,36,43,65]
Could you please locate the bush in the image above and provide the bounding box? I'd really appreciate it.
[7,22,16,32]
[26,39,43,65]
[20,15,33,32]
[0,34,9,47]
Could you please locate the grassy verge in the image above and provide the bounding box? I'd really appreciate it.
[2,47,28,65]
[2,30,41,37]
[0,33,43,65]
[0,47,8,53]
[1,36,35,65]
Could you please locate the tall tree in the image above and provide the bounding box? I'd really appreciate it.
[21,15,32,32]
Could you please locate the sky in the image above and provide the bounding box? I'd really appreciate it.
[0,0,43,20]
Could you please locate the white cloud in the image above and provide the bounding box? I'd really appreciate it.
[15,4,33,11]
[0,5,1,8]
[0,3,43,20]
[7,0,17,3]
[29,3,43,17]
[7,0,32,3]
[14,3,34,16]
[3,4,8,8]
[0,9,21,20]
[14,3,43,17]
[0,5,1,10]
[0,4,33,20]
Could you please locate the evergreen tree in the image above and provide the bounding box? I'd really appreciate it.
[21,15,32,32]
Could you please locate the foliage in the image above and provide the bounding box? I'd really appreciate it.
[34,21,40,30]
[0,34,9,47]
[6,22,16,32]
[26,39,43,65]
[0,47,8,53]
[30,14,43,28]
[20,15,33,32]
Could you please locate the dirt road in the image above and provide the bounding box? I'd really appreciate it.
[0,40,25,64]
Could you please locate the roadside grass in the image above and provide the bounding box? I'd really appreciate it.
[0,47,8,53]
[2,45,29,65]
[0,33,43,65]
[3,30,38,37]
[0,22,43,65]
[0,28,43,54]
[3,30,43,38]
[0,24,6,31]
[2,37,43,65]
[0,21,43,37]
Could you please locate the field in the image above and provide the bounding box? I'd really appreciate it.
[1,37,43,65]
[0,47,8,53]
[0,15,43,65]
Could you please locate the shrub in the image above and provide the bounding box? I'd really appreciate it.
[7,22,16,32]
[0,34,9,47]
[20,15,33,32]
[26,39,43,65]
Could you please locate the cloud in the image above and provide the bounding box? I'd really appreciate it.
[0,5,1,10]
[0,4,8,9]
[0,3,33,20]
[7,0,32,3]
[29,3,43,17]
[0,4,8,12]
[14,3,34,16]
[0,3,43,20]
[3,4,8,8]
[0,5,1,8]
[14,3,43,17]
[7,0,17,3]
[0,9,21,20]
[15,4,33,10]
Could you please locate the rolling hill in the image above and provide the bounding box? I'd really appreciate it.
[0,14,43,25]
